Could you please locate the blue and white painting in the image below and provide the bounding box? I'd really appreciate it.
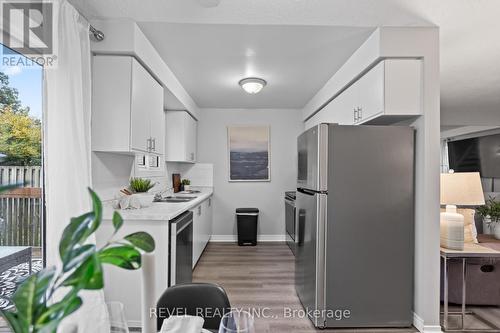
[228,126,270,181]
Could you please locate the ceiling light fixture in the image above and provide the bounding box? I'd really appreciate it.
[239,77,267,94]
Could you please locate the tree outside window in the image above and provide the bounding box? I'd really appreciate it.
[0,72,42,166]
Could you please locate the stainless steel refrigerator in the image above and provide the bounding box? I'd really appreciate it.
[295,124,415,329]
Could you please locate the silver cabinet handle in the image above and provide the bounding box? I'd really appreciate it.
[208,198,211,207]
[354,108,358,122]
[151,138,156,151]
[147,138,151,152]
[191,152,195,161]
[358,107,363,120]
[197,205,202,216]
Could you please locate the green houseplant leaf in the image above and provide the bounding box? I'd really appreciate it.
[99,245,142,270]
[59,189,103,269]
[124,232,155,253]
[2,311,27,333]
[62,253,103,290]
[61,244,96,273]
[58,212,95,266]
[129,178,154,193]
[34,291,82,333]
[9,267,56,330]
[1,188,155,333]
[112,211,123,231]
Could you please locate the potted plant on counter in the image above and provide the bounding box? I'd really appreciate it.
[476,197,500,238]
[181,179,191,192]
[0,186,155,333]
[129,177,155,207]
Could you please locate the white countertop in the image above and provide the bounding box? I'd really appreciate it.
[103,187,213,221]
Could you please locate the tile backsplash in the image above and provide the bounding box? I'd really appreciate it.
[167,162,214,188]
[91,152,213,202]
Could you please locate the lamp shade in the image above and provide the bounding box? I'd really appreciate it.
[440,172,485,206]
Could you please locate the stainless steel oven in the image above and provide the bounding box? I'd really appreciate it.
[285,191,297,255]
[169,211,193,286]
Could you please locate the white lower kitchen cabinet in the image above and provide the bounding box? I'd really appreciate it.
[192,195,213,268]
[96,219,169,327]
[305,59,422,129]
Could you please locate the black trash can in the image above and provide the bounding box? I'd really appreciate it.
[236,208,259,246]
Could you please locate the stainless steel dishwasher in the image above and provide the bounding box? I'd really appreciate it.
[169,211,193,286]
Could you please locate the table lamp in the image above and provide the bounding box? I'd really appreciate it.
[440,171,485,250]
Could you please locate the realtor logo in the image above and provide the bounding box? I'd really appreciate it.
[1,0,56,66]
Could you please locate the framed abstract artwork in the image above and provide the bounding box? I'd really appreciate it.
[227,126,270,182]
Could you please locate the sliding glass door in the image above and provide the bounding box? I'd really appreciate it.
[0,44,44,310]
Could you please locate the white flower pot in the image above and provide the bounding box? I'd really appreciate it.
[483,216,493,235]
[134,193,154,207]
[184,185,191,191]
[494,223,500,240]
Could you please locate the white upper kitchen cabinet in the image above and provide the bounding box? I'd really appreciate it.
[92,55,164,155]
[305,79,358,129]
[353,59,422,125]
[305,59,422,129]
[165,110,198,163]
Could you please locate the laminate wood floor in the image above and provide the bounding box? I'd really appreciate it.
[1,243,498,332]
[193,242,418,333]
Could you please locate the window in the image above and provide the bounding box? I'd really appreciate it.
[0,44,44,310]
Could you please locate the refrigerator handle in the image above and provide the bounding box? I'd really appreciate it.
[297,188,317,196]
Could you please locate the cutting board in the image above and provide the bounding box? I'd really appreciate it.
[172,173,181,193]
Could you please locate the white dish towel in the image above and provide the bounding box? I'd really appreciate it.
[160,315,205,333]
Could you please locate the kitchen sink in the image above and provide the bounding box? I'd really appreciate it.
[154,196,197,203]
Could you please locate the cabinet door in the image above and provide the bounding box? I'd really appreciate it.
[207,197,213,242]
[130,59,155,153]
[200,199,210,250]
[149,80,165,155]
[384,59,422,116]
[336,82,359,125]
[92,56,132,152]
[185,114,197,162]
[304,84,357,128]
[192,204,203,268]
[165,111,196,163]
[355,61,384,123]
[165,111,186,162]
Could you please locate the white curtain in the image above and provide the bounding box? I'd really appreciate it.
[43,1,109,332]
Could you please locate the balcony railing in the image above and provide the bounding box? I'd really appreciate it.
[0,166,42,247]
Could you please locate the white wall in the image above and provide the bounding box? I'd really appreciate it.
[197,108,303,239]
[91,152,168,202]
[442,109,500,127]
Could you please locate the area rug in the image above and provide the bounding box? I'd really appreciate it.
[0,260,43,310]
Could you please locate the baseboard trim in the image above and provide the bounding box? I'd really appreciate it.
[127,320,141,328]
[413,312,443,333]
[210,234,286,242]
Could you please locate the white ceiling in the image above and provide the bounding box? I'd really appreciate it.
[70,0,500,121]
[138,23,374,108]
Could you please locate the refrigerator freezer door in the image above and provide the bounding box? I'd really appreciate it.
[324,125,415,327]
[297,124,328,192]
[295,189,327,328]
